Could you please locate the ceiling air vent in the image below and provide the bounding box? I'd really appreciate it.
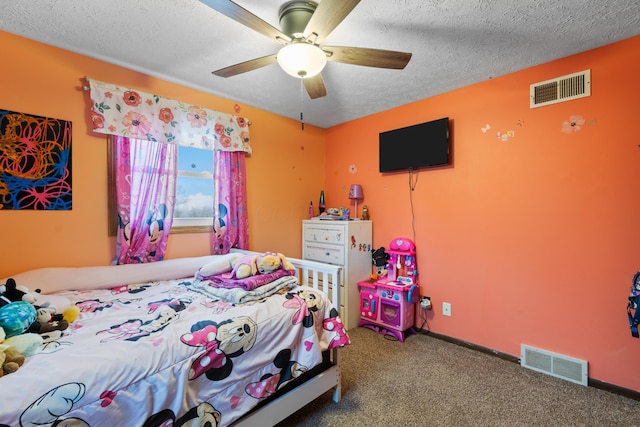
[530,69,591,108]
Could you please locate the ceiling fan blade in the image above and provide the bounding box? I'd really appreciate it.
[303,74,327,99]
[303,0,360,43]
[200,0,291,44]
[323,46,412,69]
[212,54,278,77]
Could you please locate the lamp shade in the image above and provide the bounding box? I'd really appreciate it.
[277,42,327,78]
[348,184,364,200]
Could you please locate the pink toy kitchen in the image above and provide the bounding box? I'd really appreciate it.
[358,237,419,342]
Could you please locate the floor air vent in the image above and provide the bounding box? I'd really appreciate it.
[520,344,588,386]
[530,69,591,108]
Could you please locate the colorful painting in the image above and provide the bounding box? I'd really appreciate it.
[0,109,72,210]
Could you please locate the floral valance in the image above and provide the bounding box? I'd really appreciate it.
[87,78,251,153]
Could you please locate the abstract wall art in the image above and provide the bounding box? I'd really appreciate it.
[0,109,72,210]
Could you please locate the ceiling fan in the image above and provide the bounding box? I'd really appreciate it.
[201,0,412,99]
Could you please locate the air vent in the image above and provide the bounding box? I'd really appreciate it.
[520,344,588,386]
[530,69,591,108]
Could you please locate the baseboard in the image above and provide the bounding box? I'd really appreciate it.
[417,328,640,401]
[420,329,519,364]
[588,378,640,401]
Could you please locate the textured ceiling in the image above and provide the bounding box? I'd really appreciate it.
[1,1,639,128]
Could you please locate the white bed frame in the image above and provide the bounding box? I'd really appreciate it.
[230,250,343,427]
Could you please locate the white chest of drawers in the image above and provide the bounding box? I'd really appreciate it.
[302,219,372,330]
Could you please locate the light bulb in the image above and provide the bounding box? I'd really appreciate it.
[277,43,327,78]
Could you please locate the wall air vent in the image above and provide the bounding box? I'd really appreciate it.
[530,69,591,108]
[521,344,588,386]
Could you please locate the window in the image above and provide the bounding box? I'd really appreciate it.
[172,145,214,231]
[108,140,215,235]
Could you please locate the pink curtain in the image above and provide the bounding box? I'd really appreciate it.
[113,136,177,264]
[212,151,249,254]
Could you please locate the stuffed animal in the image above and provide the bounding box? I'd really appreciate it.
[0,345,25,377]
[371,247,390,279]
[0,301,37,338]
[61,305,80,323]
[28,302,80,335]
[256,252,294,274]
[0,278,80,337]
[230,254,259,279]
[0,279,40,337]
[0,278,41,337]
[3,331,43,357]
[29,305,67,334]
[0,326,35,377]
[1,278,40,306]
[230,252,294,279]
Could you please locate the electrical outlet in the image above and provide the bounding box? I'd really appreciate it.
[442,302,452,316]
[420,296,431,309]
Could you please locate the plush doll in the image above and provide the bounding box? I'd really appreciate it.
[230,252,294,279]
[0,326,35,377]
[230,254,259,279]
[0,301,37,338]
[0,345,25,377]
[3,331,43,357]
[0,278,41,337]
[0,279,40,337]
[371,247,390,279]
[1,278,40,305]
[28,303,80,335]
[256,252,294,274]
[0,278,79,337]
[61,305,80,323]
[29,305,68,334]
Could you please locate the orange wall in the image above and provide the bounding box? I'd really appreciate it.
[325,35,640,391]
[3,28,640,393]
[0,30,325,276]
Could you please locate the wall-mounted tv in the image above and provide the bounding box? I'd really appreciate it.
[379,117,450,173]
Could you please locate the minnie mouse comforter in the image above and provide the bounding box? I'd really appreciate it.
[0,273,348,426]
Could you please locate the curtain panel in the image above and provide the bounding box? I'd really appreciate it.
[112,136,177,264]
[213,151,249,254]
[87,78,251,153]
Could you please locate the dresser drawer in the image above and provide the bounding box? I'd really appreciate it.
[303,224,345,245]
[303,243,345,266]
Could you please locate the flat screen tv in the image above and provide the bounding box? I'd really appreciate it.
[379,117,450,173]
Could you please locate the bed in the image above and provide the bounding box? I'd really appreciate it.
[0,250,345,427]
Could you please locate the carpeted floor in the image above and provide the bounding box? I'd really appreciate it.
[276,327,639,426]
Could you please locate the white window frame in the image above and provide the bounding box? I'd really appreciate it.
[108,138,214,236]
[171,166,214,231]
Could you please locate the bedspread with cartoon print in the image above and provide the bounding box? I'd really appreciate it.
[0,277,349,427]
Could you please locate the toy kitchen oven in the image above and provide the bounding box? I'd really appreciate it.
[358,237,419,342]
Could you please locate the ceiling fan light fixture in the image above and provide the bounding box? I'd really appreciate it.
[277,43,327,78]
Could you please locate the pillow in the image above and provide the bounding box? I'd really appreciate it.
[195,253,240,280]
[1,254,238,294]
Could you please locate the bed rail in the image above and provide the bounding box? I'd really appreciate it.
[290,257,342,310]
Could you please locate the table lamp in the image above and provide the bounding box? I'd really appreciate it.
[348,184,364,219]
